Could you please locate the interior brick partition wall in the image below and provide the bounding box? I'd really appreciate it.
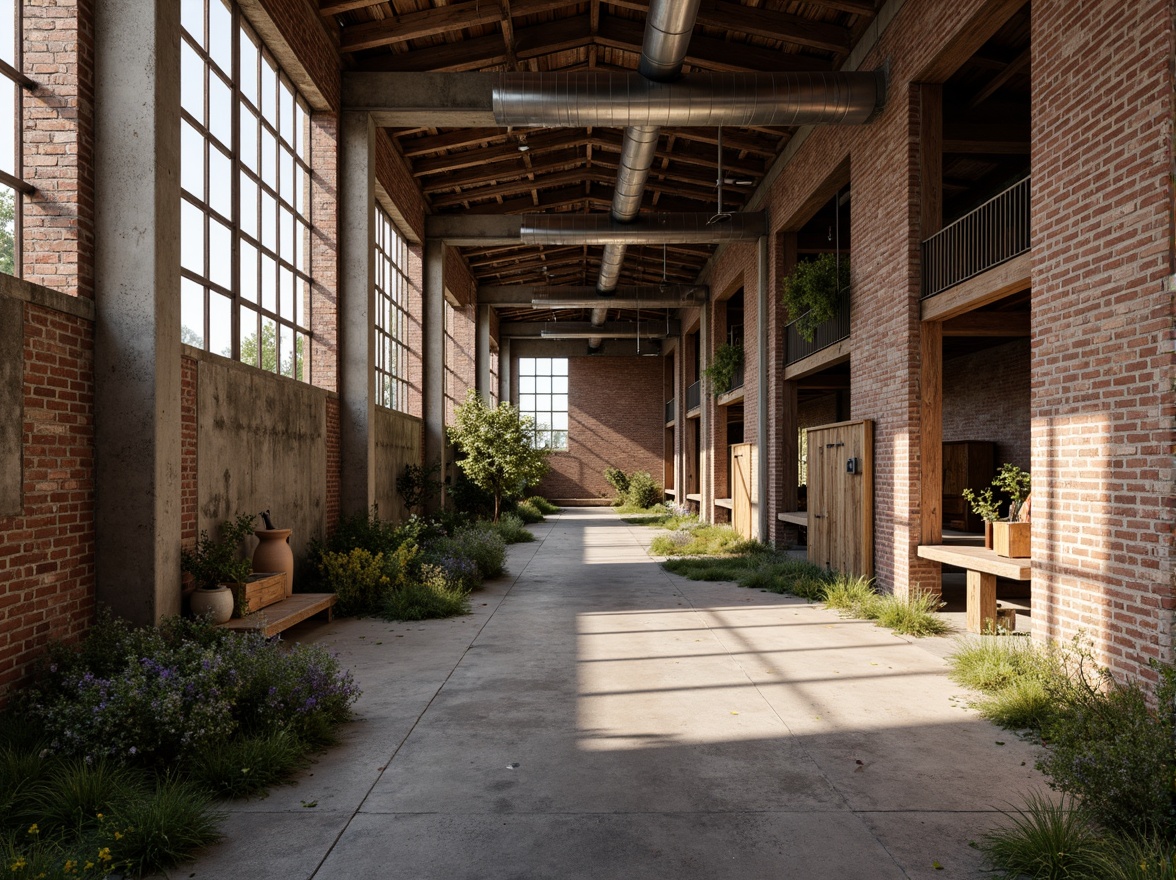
[1030,0,1174,681]
[538,357,664,501]
[943,340,1031,471]
[22,0,95,301]
[0,300,95,698]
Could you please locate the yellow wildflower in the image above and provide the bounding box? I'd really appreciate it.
[83,862,93,871]
[9,857,27,870]
[97,847,112,863]
[113,831,123,840]
[26,824,38,835]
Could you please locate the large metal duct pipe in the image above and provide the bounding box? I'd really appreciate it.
[590,0,701,347]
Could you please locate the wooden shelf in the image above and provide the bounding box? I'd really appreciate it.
[220,593,337,638]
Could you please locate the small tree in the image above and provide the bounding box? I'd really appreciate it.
[446,391,550,520]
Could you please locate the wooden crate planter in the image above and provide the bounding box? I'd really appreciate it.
[231,572,286,616]
[993,522,1031,558]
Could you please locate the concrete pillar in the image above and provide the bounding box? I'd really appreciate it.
[699,304,711,523]
[498,335,512,404]
[423,240,446,511]
[756,235,770,542]
[476,303,493,403]
[94,0,183,626]
[338,111,376,517]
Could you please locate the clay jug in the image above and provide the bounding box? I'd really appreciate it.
[253,528,294,596]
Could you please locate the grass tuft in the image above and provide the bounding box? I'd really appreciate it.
[822,577,950,637]
[947,637,1064,730]
[513,500,545,523]
[492,512,536,544]
[1088,835,1176,880]
[524,495,560,515]
[189,730,306,799]
[381,578,470,622]
[649,524,764,557]
[982,793,1104,880]
[111,774,224,876]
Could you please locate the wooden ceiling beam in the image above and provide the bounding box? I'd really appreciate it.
[941,312,1030,337]
[431,169,614,207]
[410,131,586,176]
[420,150,585,192]
[358,34,510,72]
[341,1,505,52]
[399,128,514,157]
[969,46,1031,110]
[663,127,779,157]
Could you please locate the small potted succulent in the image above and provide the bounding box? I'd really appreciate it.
[181,513,256,623]
[963,464,1031,557]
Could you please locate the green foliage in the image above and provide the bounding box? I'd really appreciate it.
[821,577,950,637]
[948,637,1058,696]
[433,523,507,580]
[239,321,304,380]
[396,463,442,513]
[189,730,305,800]
[180,513,256,590]
[111,774,225,876]
[623,471,661,509]
[982,793,1104,880]
[780,252,849,342]
[317,548,394,617]
[525,496,560,515]
[604,467,630,497]
[491,513,535,545]
[1088,835,1176,880]
[961,486,1001,523]
[702,343,744,396]
[381,571,470,621]
[513,500,545,523]
[993,462,1032,520]
[649,523,762,557]
[663,553,831,601]
[447,391,550,520]
[623,511,698,531]
[0,188,14,277]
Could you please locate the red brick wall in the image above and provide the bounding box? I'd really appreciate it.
[22,0,95,300]
[1030,0,1175,681]
[376,130,425,242]
[538,357,664,501]
[0,300,94,700]
[943,339,1030,471]
[309,113,339,393]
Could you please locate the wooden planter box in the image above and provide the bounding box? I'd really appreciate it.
[993,522,1031,558]
[229,572,287,616]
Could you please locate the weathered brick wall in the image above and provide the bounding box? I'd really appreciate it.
[538,357,664,501]
[0,294,95,701]
[309,114,339,393]
[1030,0,1174,681]
[23,0,95,300]
[943,340,1030,471]
[376,130,425,242]
[249,0,340,113]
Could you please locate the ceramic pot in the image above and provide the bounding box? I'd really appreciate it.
[253,528,294,596]
[190,586,234,624]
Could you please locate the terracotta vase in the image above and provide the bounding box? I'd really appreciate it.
[253,529,294,596]
[190,586,234,624]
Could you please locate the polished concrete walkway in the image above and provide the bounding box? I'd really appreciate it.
[179,508,1047,880]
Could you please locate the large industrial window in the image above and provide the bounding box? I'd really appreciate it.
[0,1,32,277]
[180,0,312,380]
[374,205,410,411]
[518,358,568,450]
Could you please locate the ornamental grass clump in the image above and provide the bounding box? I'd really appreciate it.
[513,499,545,523]
[492,512,535,544]
[525,495,560,515]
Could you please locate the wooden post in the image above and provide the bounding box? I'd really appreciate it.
[918,84,944,551]
[966,570,997,633]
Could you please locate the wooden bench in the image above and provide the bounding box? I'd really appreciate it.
[217,572,337,638]
[917,544,1031,633]
[776,511,807,527]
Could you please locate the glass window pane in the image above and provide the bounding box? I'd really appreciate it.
[279,205,293,262]
[553,412,569,430]
[519,394,535,411]
[297,277,309,326]
[180,199,204,275]
[279,266,293,319]
[209,292,232,357]
[279,80,294,144]
[239,240,257,302]
[536,376,551,394]
[0,2,14,68]
[552,358,568,376]
[260,253,276,312]
[208,73,232,146]
[536,358,551,373]
[552,375,568,394]
[295,103,307,157]
[240,172,257,238]
[552,394,568,413]
[181,278,204,348]
[280,148,293,201]
[180,42,204,122]
[279,323,294,377]
[208,0,232,74]
[261,58,276,120]
[261,190,276,251]
[240,106,257,171]
[0,79,14,177]
[519,376,535,394]
[239,27,259,107]
[261,316,277,372]
[180,0,204,46]
[208,218,232,289]
[236,305,256,366]
[261,128,276,187]
[208,146,231,218]
[180,122,204,199]
[520,358,535,373]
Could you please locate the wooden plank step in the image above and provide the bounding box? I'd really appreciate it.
[219,593,337,638]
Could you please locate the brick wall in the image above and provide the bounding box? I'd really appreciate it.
[943,339,1030,471]
[0,297,95,701]
[248,0,340,113]
[376,130,425,242]
[538,357,664,501]
[1030,0,1174,681]
[22,0,95,300]
[309,113,339,393]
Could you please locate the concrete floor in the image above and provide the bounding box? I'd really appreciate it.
[177,508,1048,880]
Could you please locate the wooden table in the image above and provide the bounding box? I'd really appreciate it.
[917,544,1031,633]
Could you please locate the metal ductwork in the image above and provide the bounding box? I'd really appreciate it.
[519,212,765,245]
[531,284,707,310]
[492,72,882,129]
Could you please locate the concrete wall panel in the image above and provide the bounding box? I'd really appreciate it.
[375,406,424,522]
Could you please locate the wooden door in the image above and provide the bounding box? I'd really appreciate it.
[730,442,754,540]
[806,420,873,578]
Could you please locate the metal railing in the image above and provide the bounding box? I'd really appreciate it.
[922,175,1030,298]
[727,362,744,393]
[665,398,675,423]
[785,295,851,366]
[686,380,701,411]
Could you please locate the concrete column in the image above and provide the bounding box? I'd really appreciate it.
[476,303,493,403]
[338,111,376,517]
[699,304,711,523]
[94,0,183,626]
[423,240,446,511]
[498,335,512,404]
[756,235,770,542]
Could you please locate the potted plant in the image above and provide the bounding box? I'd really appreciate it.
[181,513,256,623]
[961,486,1001,549]
[991,463,1031,557]
[780,252,849,342]
[702,342,743,397]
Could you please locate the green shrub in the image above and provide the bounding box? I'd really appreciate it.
[449,523,507,579]
[1040,660,1176,839]
[318,548,392,616]
[1088,835,1176,880]
[525,496,559,515]
[190,730,305,799]
[493,513,535,544]
[649,524,760,557]
[821,575,880,614]
[974,675,1058,731]
[110,774,224,876]
[623,471,661,510]
[604,466,630,497]
[821,578,949,637]
[949,637,1056,694]
[514,500,545,523]
[382,569,471,621]
[982,793,1104,880]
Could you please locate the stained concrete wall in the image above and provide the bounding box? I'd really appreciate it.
[196,353,327,585]
[374,406,423,522]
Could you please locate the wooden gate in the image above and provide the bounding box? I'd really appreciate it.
[806,420,873,578]
[730,442,755,540]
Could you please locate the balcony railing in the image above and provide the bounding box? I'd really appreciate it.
[922,175,1030,298]
[686,380,701,411]
[785,295,851,366]
[727,363,744,393]
[665,398,675,423]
